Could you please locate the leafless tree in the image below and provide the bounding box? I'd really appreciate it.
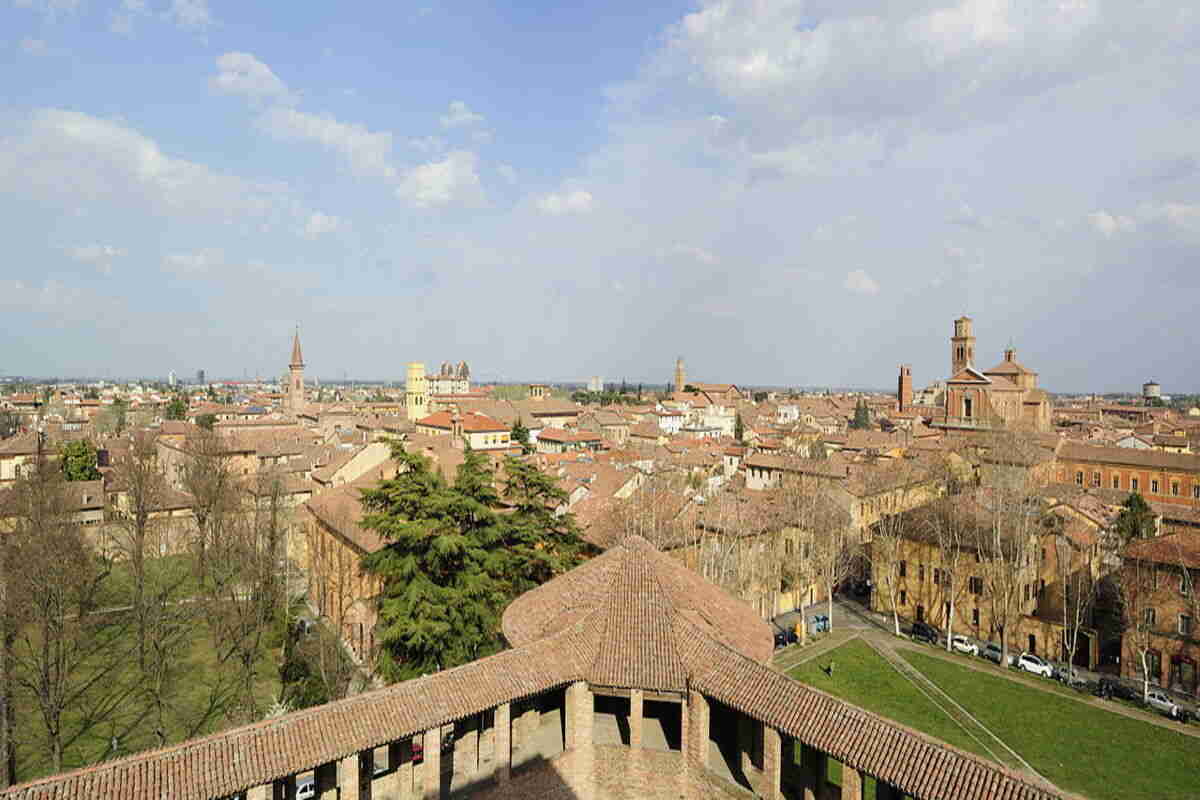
[1119,557,1158,702]
[5,460,135,773]
[1055,533,1098,674]
[924,498,975,652]
[179,428,238,585]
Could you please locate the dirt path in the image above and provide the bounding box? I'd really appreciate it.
[771,629,859,672]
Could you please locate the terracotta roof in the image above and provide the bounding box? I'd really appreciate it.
[539,428,602,443]
[1058,441,1200,472]
[416,410,507,433]
[1124,530,1200,569]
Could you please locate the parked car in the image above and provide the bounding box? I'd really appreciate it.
[296,778,316,800]
[911,621,938,645]
[1094,677,1139,702]
[1015,653,1053,678]
[980,643,1003,665]
[1146,689,1184,719]
[810,615,830,634]
[950,635,978,656]
[773,624,798,649]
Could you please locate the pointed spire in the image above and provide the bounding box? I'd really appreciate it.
[290,327,304,368]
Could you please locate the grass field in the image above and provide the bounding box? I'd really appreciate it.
[902,649,1199,800]
[787,638,993,761]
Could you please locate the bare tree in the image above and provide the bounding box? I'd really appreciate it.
[1119,556,1158,702]
[179,428,237,586]
[1055,533,1098,675]
[923,498,975,652]
[5,460,135,773]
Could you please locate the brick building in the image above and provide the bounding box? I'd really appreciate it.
[1054,441,1200,509]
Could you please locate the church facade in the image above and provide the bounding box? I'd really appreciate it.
[941,317,1052,432]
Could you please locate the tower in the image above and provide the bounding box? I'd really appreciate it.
[950,316,975,375]
[897,365,913,411]
[287,328,305,413]
[406,362,428,421]
[674,357,686,393]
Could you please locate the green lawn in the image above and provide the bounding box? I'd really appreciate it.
[902,650,1199,800]
[786,639,992,760]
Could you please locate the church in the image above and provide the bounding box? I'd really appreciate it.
[941,316,1052,432]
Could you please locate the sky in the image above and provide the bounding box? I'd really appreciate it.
[2,0,1199,392]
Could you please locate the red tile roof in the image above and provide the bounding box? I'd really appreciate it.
[416,410,507,433]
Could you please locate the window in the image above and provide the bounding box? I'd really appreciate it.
[1075,471,1084,486]
[784,539,794,556]
[1023,584,1030,602]
[1041,547,1046,563]
[1181,615,1193,637]
[969,576,983,595]
[919,564,925,582]
[1132,477,1140,491]
[1182,571,1191,595]
[933,568,941,586]
[1144,608,1156,626]
[1039,579,1046,597]
[944,602,951,619]
[1151,479,1160,494]
[1194,486,1200,500]
[898,560,907,577]
[1092,471,1101,488]
[899,590,907,606]
[1113,475,1121,489]
[1172,482,1180,497]
[972,608,980,626]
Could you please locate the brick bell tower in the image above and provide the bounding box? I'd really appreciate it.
[288,327,305,413]
[897,364,913,411]
[951,316,975,375]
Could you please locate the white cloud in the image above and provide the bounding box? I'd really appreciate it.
[18,37,47,55]
[1152,202,1200,234]
[258,107,396,179]
[66,243,126,274]
[163,249,223,274]
[844,269,880,295]
[497,164,517,184]
[302,211,342,238]
[1087,210,1136,238]
[537,189,594,216]
[0,109,295,219]
[211,52,294,106]
[440,101,484,128]
[167,0,212,30]
[396,151,485,208]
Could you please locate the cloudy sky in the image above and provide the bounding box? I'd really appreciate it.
[2,0,1198,391]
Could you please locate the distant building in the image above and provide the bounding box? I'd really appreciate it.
[405,362,429,421]
[1143,380,1162,401]
[168,370,176,387]
[675,356,686,393]
[588,376,603,393]
[286,329,306,414]
[429,361,471,395]
[195,369,205,386]
[940,316,1052,432]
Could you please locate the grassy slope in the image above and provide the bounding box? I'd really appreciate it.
[787,639,992,760]
[902,650,1199,800]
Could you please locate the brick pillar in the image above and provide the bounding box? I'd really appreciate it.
[315,761,338,800]
[841,764,863,800]
[494,702,511,784]
[629,689,644,749]
[391,739,413,800]
[678,695,690,763]
[456,716,479,778]
[422,728,441,800]
[761,725,782,800]
[338,750,362,800]
[687,690,709,769]
[567,682,594,800]
[247,785,269,800]
[738,713,755,780]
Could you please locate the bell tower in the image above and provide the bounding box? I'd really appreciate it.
[287,327,305,413]
[674,357,686,393]
[951,316,975,376]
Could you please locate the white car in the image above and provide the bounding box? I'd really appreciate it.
[951,635,978,656]
[1146,689,1182,719]
[296,778,315,799]
[1015,653,1053,678]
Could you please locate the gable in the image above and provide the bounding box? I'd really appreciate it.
[947,366,991,384]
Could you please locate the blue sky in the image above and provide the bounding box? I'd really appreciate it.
[3,0,1199,392]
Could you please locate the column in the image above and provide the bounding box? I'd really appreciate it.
[422,728,442,800]
[687,691,709,769]
[456,716,479,779]
[315,762,338,800]
[567,682,594,800]
[738,714,755,780]
[338,749,365,800]
[761,725,782,800]
[389,739,412,800]
[629,689,644,749]
[247,785,269,800]
[494,703,511,784]
[841,764,863,800]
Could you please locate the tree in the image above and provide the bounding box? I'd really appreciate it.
[510,419,532,455]
[734,413,745,444]
[1119,557,1158,702]
[864,458,934,637]
[196,413,217,431]
[0,412,17,440]
[58,440,101,482]
[850,399,871,430]
[683,384,699,393]
[360,447,510,682]
[1114,492,1156,541]
[500,457,589,593]
[753,391,768,403]
[164,397,188,421]
[180,428,238,586]
[1054,529,1098,675]
[4,460,133,773]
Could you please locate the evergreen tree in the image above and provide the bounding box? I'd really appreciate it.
[734,413,745,444]
[1114,492,1156,541]
[360,447,509,682]
[510,418,532,454]
[59,440,101,481]
[165,396,188,421]
[500,457,589,593]
[850,398,871,430]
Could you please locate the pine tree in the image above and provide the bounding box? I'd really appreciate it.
[59,440,101,481]
[1114,492,1156,541]
[500,457,589,593]
[851,398,871,430]
[734,413,745,444]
